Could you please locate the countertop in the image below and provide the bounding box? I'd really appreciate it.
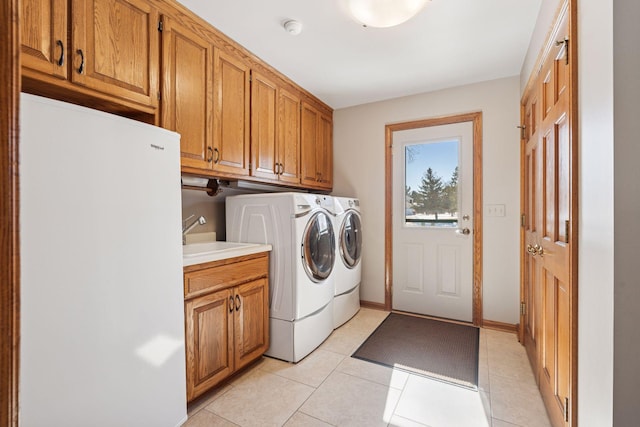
[182,241,272,267]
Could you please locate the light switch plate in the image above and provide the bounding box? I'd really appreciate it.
[486,204,506,217]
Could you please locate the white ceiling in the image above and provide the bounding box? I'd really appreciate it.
[178,0,542,109]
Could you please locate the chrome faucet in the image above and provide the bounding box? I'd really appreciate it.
[182,215,207,244]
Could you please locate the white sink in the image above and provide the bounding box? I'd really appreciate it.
[182,241,272,267]
[183,241,258,257]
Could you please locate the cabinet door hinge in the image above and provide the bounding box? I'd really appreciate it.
[520,302,526,316]
[517,125,526,140]
[158,20,163,32]
[521,214,526,227]
[557,38,569,65]
[564,220,570,243]
[564,397,570,422]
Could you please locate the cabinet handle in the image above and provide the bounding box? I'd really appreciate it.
[235,295,241,311]
[76,49,84,74]
[213,148,220,164]
[207,146,214,163]
[274,163,279,175]
[56,40,64,66]
[229,296,234,313]
[279,163,284,175]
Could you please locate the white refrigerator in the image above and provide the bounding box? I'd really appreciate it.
[19,94,187,427]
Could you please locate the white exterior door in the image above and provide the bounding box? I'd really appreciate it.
[392,121,474,322]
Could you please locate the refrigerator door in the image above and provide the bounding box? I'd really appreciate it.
[19,94,187,427]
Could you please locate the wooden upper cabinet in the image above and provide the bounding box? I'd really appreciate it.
[212,49,250,176]
[251,71,301,184]
[301,101,333,190]
[160,15,213,170]
[317,112,333,189]
[251,71,279,181]
[278,88,301,185]
[71,0,159,108]
[21,0,68,80]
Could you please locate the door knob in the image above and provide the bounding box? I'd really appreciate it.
[456,227,471,235]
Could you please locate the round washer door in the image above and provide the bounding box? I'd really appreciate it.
[340,211,362,268]
[302,211,335,282]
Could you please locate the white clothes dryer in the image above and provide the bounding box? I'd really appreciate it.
[226,193,336,362]
[332,197,362,328]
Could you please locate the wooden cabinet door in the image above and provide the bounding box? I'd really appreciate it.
[278,88,301,185]
[300,102,320,187]
[21,0,68,80]
[212,49,250,176]
[316,112,333,189]
[301,102,333,189]
[71,0,159,108]
[233,278,269,371]
[160,15,213,170]
[185,288,234,402]
[251,71,279,181]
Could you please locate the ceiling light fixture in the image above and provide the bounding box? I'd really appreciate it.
[345,0,428,28]
[283,20,303,35]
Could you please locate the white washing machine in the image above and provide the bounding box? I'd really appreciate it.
[226,192,336,362]
[332,197,362,328]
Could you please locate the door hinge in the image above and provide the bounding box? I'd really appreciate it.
[520,302,526,316]
[564,397,570,422]
[517,125,526,140]
[521,214,526,227]
[564,220,570,243]
[158,20,163,32]
[557,38,569,65]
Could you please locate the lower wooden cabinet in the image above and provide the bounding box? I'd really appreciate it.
[184,253,269,402]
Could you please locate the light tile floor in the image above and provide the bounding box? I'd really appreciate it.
[185,308,551,427]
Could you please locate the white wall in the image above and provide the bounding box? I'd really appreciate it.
[522,0,616,424]
[520,0,562,91]
[613,0,640,424]
[333,76,522,324]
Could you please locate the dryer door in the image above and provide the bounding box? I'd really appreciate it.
[340,211,362,268]
[302,211,335,282]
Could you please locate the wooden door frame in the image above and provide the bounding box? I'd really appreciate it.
[384,112,483,326]
[1,0,20,425]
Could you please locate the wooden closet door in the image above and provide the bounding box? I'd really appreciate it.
[522,93,542,377]
[520,4,574,426]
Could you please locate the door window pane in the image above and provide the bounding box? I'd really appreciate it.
[405,140,459,228]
